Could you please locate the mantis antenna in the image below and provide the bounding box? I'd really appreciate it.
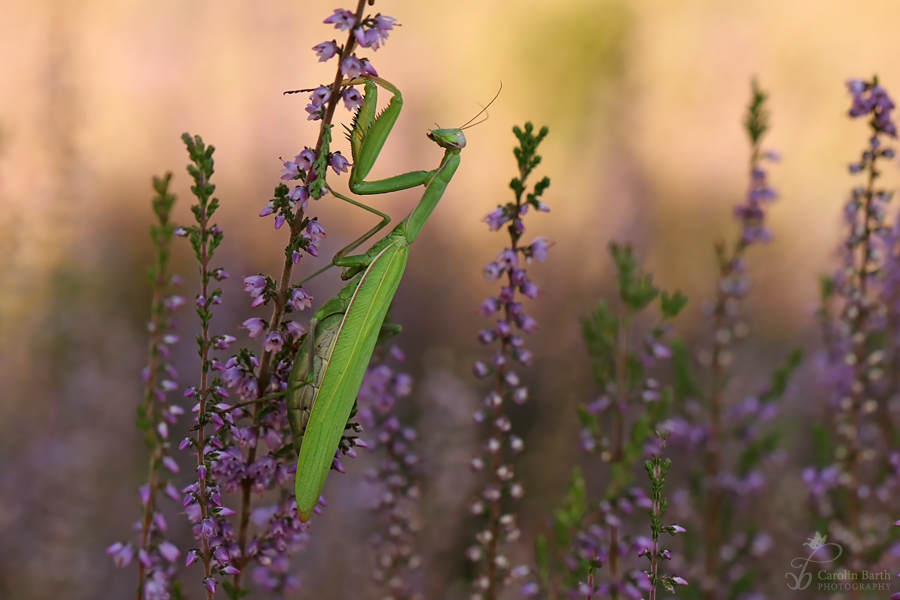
[458,82,503,131]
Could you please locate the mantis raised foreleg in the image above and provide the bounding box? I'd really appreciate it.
[286,76,491,521]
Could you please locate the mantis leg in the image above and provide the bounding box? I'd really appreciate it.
[343,77,435,195]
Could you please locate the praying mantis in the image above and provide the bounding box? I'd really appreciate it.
[287,76,495,522]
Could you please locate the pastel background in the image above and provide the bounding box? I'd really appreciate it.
[2,0,900,597]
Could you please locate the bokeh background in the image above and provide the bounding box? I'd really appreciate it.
[3,0,900,598]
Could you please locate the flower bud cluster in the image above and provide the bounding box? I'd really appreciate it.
[469,124,551,600]
[810,76,900,573]
[357,347,423,600]
[107,174,186,600]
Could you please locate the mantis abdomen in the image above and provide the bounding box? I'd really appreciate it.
[294,237,409,521]
[286,314,341,454]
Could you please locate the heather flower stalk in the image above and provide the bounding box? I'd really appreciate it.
[807,76,900,585]
[523,244,685,600]
[357,343,422,600]
[107,174,186,600]
[469,123,551,600]
[641,434,688,600]
[664,81,792,600]
[198,2,396,595]
[179,134,232,599]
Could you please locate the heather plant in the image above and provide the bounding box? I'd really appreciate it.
[110,2,403,598]
[663,81,800,600]
[525,243,687,600]
[357,341,423,600]
[467,122,552,600]
[106,174,187,600]
[807,76,900,587]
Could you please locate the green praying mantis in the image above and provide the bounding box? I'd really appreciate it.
[286,75,497,522]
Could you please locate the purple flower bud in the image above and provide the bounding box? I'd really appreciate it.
[672,576,688,586]
[204,577,217,594]
[312,40,338,62]
[162,456,179,474]
[259,202,274,217]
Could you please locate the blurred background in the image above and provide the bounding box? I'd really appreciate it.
[3,0,900,598]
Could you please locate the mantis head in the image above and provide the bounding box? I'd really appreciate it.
[427,128,467,150]
[426,82,501,152]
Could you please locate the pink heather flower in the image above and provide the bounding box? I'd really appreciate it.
[274,215,285,230]
[306,219,326,239]
[280,159,300,181]
[158,541,180,563]
[477,297,500,316]
[529,237,552,262]
[360,58,378,77]
[341,55,363,78]
[518,315,538,334]
[243,275,266,297]
[288,185,309,211]
[354,27,380,49]
[285,320,306,337]
[290,287,313,311]
[324,8,355,31]
[264,331,284,353]
[312,40,339,62]
[484,207,507,231]
[107,542,134,568]
[295,148,315,171]
[259,202,274,217]
[483,262,502,281]
[164,295,185,310]
[241,317,266,338]
[204,578,217,594]
[373,14,396,42]
[330,152,351,174]
[342,87,363,111]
